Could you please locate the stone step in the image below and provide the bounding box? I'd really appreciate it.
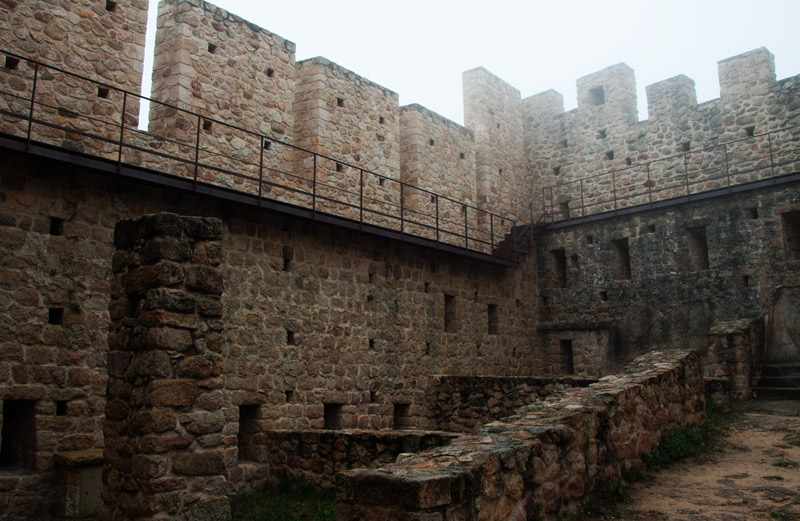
[752,387,800,400]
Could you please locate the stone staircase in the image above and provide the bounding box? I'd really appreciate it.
[753,364,800,400]
[492,222,540,260]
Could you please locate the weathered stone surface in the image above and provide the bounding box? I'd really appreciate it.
[172,451,226,476]
[148,380,198,408]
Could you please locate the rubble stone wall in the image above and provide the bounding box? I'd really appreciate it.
[524,48,800,221]
[534,183,800,388]
[337,350,706,521]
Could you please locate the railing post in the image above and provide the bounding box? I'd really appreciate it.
[611,170,618,211]
[400,182,405,234]
[312,154,317,213]
[359,169,364,224]
[490,214,494,254]
[723,143,731,189]
[435,195,440,243]
[646,163,652,205]
[768,132,776,181]
[26,62,39,144]
[193,115,202,184]
[580,179,585,218]
[117,90,127,166]
[464,205,468,249]
[683,151,690,196]
[258,138,264,200]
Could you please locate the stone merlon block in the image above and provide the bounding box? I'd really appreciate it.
[718,47,775,99]
[523,89,565,120]
[646,75,697,120]
[576,63,637,122]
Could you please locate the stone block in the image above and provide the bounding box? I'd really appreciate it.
[172,451,226,476]
[148,380,198,408]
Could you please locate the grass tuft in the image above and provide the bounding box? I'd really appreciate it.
[230,479,336,521]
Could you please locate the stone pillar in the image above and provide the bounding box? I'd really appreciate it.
[101,213,230,521]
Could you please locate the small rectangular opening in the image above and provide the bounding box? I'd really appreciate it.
[487,304,499,335]
[335,163,344,173]
[782,211,800,260]
[48,308,64,325]
[4,56,20,70]
[97,87,110,99]
[286,330,295,345]
[237,405,259,463]
[559,340,575,375]
[444,294,456,333]
[625,157,633,166]
[687,227,710,271]
[284,390,294,403]
[282,245,293,272]
[0,399,36,469]
[459,152,465,160]
[378,178,385,186]
[207,42,217,54]
[263,140,274,150]
[596,129,607,139]
[266,67,274,78]
[553,166,561,176]
[336,97,345,108]
[368,338,375,350]
[748,207,759,219]
[393,403,410,429]
[550,248,566,288]
[742,275,750,288]
[647,224,656,233]
[429,138,435,146]
[612,238,632,280]
[49,217,64,236]
[558,201,569,219]
[605,150,615,160]
[745,126,755,138]
[379,116,385,124]
[55,400,67,416]
[682,141,691,152]
[323,403,343,429]
[560,139,568,148]
[588,86,605,106]
[202,119,213,132]
[586,235,594,245]
[105,0,117,11]
[369,391,377,403]
[600,290,609,301]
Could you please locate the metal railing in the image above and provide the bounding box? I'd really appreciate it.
[0,50,517,261]
[536,123,800,224]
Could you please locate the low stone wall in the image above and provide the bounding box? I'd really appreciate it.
[337,349,705,521]
[427,375,596,433]
[262,430,458,489]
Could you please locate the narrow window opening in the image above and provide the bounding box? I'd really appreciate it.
[367,295,374,302]
[558,201,569,219]
[369,391,377,403]
[498,168,503,175]
[459,152,465,160]
[425,342,431,355]
[49,217,64,236]
[745,126,755,138]
[266,67,275,78]
[612,238,632,280]
[323,403,344,429]
[97,87,110,99]
[378,178,385,186]
[553,166,561,176]
[0,400,36,469]
[282,245,293,272]
[742,275,750,287]
[393,403,410,429]
[55,401,67,416]
[429,138,435,146]
[368,338,375,350]
[542,295,549,305]
[570,254,579,268]
[105,0,117,12]
[687,227,710,271]
[444,294,456,333]
[336,163,344,173]
[207,43,217,54]
[237,405,259,463]
[748,207,759,219]
[487,304,499,335]
[424,282,430,293]
[600,290,609,301]
[781,211,800,260]
[368,273,375,284]
[430,195,436,204]
[473,291,479,302]
[596,129,607,139]
[550,248,567,288]
[336,97,345,108]
[379,116,385,124]
[559,340,575,375]
[284,390,294,403]
[682,141,691,152]
[588,86,605,106]
[286,330,295,345]
[647,224,656,233]
[559,139,568,148]
[586,235,594,245]
[625,157,633,166]
[4,56,20,70]
[605,150,615,160]
[48,308,64,325]
[516,299,522,308]
[263,140,274,150]
[496,123,501,129]
[202,119,213,132]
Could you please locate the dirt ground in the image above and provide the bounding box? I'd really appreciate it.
[599,400,800,521]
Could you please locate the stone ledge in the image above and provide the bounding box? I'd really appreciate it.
[53,449,103,467]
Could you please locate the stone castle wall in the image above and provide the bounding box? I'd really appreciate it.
[524,48,800,221]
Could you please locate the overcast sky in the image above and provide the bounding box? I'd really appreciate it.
[141,0,800,125]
